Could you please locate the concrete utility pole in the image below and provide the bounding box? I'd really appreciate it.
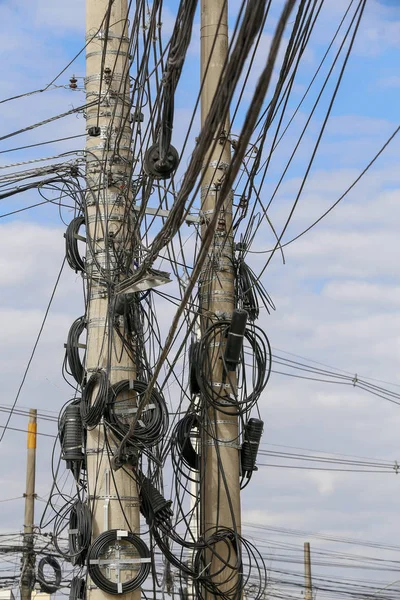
[85,1,139,600]
[21,409,37,600]
[200,0,241,597]
[304,542,313,600]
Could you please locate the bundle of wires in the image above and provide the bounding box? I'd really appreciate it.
[80,369,109,429]
[65,316,86,387]
[236,259,275,321]
[65,215,85,273]
[68,499,92,566]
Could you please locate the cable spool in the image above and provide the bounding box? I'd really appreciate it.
[87,530,151,594]
[65,216,85,272]
[106,379,168,447]
[81,369,109,429]
[68,500,92,566]
[60,399,84,479]
[65,316,86,386]
[174,414,199,471]
[241,418,264,479]
[69,576,86,600]
[37,556,62,594]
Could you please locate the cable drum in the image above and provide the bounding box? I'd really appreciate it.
[81,368,109,429]
[105,379,168,447]
[37,555,62,594]
[87,529,151,595]
[65,215,85,272]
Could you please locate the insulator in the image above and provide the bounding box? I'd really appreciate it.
[224,308,248,371]
[69,76,78,89]
[61,403,83,464]
[143,143,179,179]
[241,418,264,476]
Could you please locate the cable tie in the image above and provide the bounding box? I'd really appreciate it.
[116,530,128,539]
[204,440,241,449]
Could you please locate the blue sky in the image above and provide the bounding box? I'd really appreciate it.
[1,0,400,596]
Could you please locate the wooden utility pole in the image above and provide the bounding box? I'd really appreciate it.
[20,409,37,600]
[304,542,313,600]
[85,1,139,600]
[200,0,241,597]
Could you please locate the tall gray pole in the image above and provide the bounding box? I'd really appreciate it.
[304,542,313,600]
[21,409,37,600]
[85,1,140,600]
[200,0,241,597]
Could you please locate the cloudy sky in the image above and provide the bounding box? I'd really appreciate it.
[1,0,400,597]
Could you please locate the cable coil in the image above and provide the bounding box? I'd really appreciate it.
[65,215,85,272]
[65,316,86,386]
[106,379,168,446]
[37,555,62,594]
[87,529,151,595]
[68,500,92,566]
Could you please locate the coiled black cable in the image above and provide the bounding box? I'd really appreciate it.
[173,414,199,471]
[65,316,86,386]
[69,576,86,600]
[87,529,151,594]
[68,500,92,566]
[106,379,168,447]
[37,555,62,594]
[81,369,109,429]
[195,321,271,414]
[65,215,85,272]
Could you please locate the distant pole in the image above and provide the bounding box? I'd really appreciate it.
[304,542,313,600]
[20,409,37,600]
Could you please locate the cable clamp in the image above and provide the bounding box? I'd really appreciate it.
[204,440,241,449]
[89,557,151,565]
[352,373,358,386]
[209,420,237,425]
[116,530,128,539]
[207,160,230,171]
[211,382,232,390]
